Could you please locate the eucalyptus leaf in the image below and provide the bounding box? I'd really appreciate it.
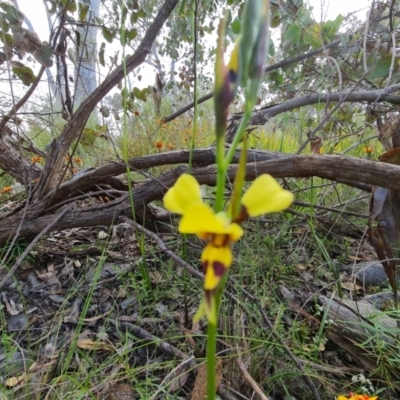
[12,65,36,86]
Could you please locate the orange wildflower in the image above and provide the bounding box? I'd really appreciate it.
[31,156,43,164]
[155,140,163,150]
[363,146,373,154]
[167,143,175,150]
[337,393,378,400]
[74,157,82,165]
[2,186,12,193]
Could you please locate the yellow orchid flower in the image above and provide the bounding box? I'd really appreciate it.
[163,172,293,323]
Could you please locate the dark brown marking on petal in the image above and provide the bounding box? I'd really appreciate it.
[202,260,208,274]
[232,205,249,224]
[213,261,227,278]
[211,234,231,247]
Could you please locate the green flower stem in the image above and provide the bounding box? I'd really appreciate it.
[215,133,226,212]
[206,277,227,400]
[224,99,254,169]
[206,320,217,400]
[229,134,248,220]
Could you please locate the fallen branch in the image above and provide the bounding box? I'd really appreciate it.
[2,154,399,244]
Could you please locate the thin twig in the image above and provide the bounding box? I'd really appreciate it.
[236,359,271,400]
[0,202,76,288]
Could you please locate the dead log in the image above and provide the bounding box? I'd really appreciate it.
[2,152,400,245]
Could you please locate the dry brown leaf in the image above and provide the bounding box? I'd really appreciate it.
[103,383,135,400]
[310,137,322,154]
[191,359,222,400]
[77,339,113,352]
[341,281,363,292]
[167,362,190,392]
[348,255,363,261]
[191,364,207,400]
[5,374,26,387]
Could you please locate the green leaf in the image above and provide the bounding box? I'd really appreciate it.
[270,14,281,28]
[232,18,241,34]
[99,42,105,67]
[78,3,89,22]
[133,86,149,102]
[332,14,343,31]
[369,56,392,80]
[102,26,114,43]
[62,0,77,13]
[0,3,24,27]
[268,39,275,56]
[284,23,301,45]
[130,11,138,24]
[125,28,137,43]
[0,32,13,44]
[303,30,313,45]
[12,65,36,86]
[33,44,53,67]
[137,9,146,18]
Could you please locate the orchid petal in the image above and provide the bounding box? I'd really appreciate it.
[163,174,202,214]
[241,174,293,217]
[179,203,243,238]
[201,244,232,290]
